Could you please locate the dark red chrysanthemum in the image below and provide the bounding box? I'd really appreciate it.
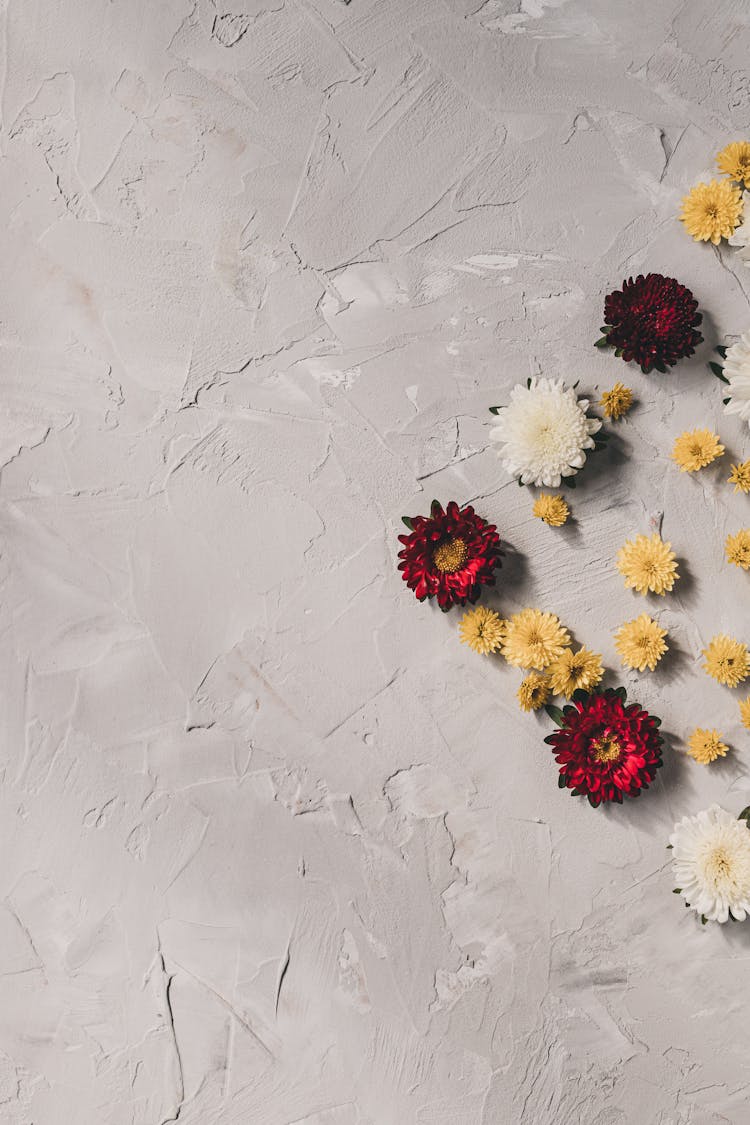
[397,500,502,610]
[545,688,663,807]
[598,273,703,373]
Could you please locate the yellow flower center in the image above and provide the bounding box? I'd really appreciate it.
[592,736,622,763]
[433,537,468,574]
[706,846,732,881]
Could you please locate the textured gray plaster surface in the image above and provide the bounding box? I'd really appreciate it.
[2,1,750,1122]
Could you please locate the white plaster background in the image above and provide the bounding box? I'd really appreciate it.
[2,1,750,1122]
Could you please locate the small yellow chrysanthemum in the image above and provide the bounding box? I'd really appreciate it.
[702,634,750,687]
[458,606,506,655]
[547,647,604,698]
[532,493,570,527]
[680,179,743,244]
[686,728,729,766]
[600,382,633,421]
[717,141,750,184]
[729,460,750,494]
[740,697,750,730]
[726,529,750,570]
[501,608,571,670]
[672,429,725,472]
[517,672,551,712]
[614,614,669,672]
[616,533,679,596]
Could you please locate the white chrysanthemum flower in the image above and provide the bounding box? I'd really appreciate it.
[489,377,602,487]
[722,330,750,428]
[670,805,750,924]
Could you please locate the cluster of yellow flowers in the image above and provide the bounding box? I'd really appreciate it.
[669,434,750,569]
[458,604,671,714]
[680,141,750,244]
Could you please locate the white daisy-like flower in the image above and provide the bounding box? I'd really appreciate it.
[722,330,750,428]
[670,805,750,924]
[489,377,602,487]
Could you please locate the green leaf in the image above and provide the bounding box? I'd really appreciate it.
[518,478,525,487]
[666,843,673,849]
[545,704,565,725]
[489,405,501,414]
[571,689,590,705]
[401,516,415,530]
[738,806,750,827]
[614,348,623,357]
[614,686,627,701]
[716,344,728,358]
[654,361,667,374]
[708,361,729,383]
[558,774,567,788]
[526,377,532,389]
[673,887,682,894]
[701,915,707,925]
[594,336,611,348]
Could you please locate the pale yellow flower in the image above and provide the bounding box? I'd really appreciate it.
[501,608,571,670]
[680,179,743,243]
[729,461,750,493]
[687,728,729,766]
[702,634,750,687]
[600,382,633,421]
[547,647,604,698]
[740,696,750,730]
[614,614,668,672]
[726,529,750,570]
[616,533,679,596]
[517,672,551,712]
[458,607,506,655]
[532,493,569,527]
[672,429,725,472]
[717,141,750,184]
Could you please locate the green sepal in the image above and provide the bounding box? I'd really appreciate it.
[716,344,728,358]
[666,843,673,849]
[654,361,667,374]
[558,774,567,789]
[613,686,627,701]
[571,688,590,706]
[723,397,731,405]
[526,377,532,389]
[738,806,750,827]
[673,887,681,894]
[594,336,611,348]
[708,361,729,383]
[401,516,415,530]
[518,478,525,487]
[430,499,442,517]
[544,704,565,725]
[489,405,501,414]
[701,915,707,925]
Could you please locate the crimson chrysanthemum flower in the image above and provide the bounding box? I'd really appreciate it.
[398,500,502,610]
[544,687,664,807]
[596,273,703,374]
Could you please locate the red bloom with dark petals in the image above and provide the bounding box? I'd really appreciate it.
[597,273,703,374]
[397,500,502,611]
[545,688,663,807]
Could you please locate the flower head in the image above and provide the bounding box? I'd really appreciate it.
[729,460,750,493]
[672,429,725,472]
[740,697,750,730]
[599,274,703,374]
[459,606,506,655]
[518,672,551,712]
[702,634,750,687]
[726,529,750,570]
[545,687,663,807]
[532,493,569,527]
[686,728,729,766]
[722,331,750,429]
[680,179,743,244]
[398,501,502,610]
[600,382,633,421]
[670,805,750,923]
[614,614,668,671]
[717,141,750,184]
[501,608,571,670]
[548,647,604,698]
[616,533,679,596]
[489,378,601,488]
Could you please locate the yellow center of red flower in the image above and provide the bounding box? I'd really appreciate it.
[433,537,468,573]
[592,736,622,763]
